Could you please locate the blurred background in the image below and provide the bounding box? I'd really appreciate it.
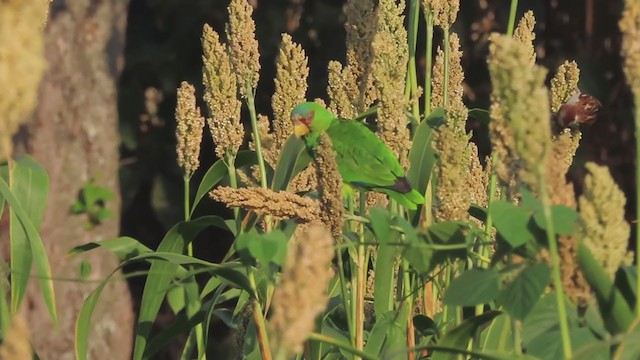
[119,1,637,355]
[7,0,637,358]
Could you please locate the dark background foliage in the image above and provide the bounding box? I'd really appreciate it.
[116,0,635,356]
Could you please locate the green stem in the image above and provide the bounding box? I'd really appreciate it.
[539,169,572,359]
[513,319,522,354]
[183,176,206,360]
[248,268,272,360]
[635,94,640,317]
[506,0,519,36]
[424,10,434,115]
[475,154,498,316]
[336,247,354,344]
[246,92,268,190]
[355,192,367,358]
[407,0,420,121]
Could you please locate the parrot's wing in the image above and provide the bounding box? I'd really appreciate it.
[327,120,405,190]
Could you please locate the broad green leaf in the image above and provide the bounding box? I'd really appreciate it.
[235,231,288,267]
[271,135,312,191]
[132,216,236,360]
[0,156,56,323]
[533,205,579,235]
[525,327,607,360]
[369,208,399,317]
[69,236,152,260]
[480,313,513,353]
[614,331,640,360]
[443,268,501,306]
[522,292,579,346]
[408,108,441,198]
[166,284,186,314]
[365,311,395,355]
[191,150,257,215]
[381,302,408,357]
[431,310,502,360]
[143,300,210,359]
[490,200,534,247]
[615,266,636,310]
[497,263,550,320]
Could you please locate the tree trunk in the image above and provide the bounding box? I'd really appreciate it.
[13,0,133,358]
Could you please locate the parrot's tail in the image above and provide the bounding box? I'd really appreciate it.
[379,188,425,210]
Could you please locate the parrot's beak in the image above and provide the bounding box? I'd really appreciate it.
[292,114,310,138]
[294,123,309,138]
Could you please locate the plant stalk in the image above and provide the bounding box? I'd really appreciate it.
[407,0,420,120]
[248,268,272,360]
[538,168,572,359]
[636,94,640,317]
[424,10,434,115]
[354,192,367,359]
[183,175,207,360]
[507,0,519,36]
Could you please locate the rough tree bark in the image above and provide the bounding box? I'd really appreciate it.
[12,0,134,359]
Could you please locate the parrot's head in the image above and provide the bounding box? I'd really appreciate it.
[290,102,335,139]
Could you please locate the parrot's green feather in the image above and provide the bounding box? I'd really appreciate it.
[291,102,425,210]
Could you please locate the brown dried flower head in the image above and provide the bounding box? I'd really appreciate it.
[427,0,459,28]
[202,25,244,159]
[550,61,580,113]
[226,0,261,98]
[620,0,640,96]
[175,81,204,177]
[577,162,632,279]
[327,0,378,117]
[432,33,471,221]
[372,0,410,168]
[270,223,334,355]
[315,133,344,240]
[512,10,536,65]
[210,186,320,222]
[488,33,551,193]
[272,34,309,157]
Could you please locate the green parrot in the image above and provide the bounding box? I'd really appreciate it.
[290,102,425,210]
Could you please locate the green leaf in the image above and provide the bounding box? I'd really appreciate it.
[132,216,241,360]
[271,135,312,191]
[443,268,501,306]
[577,241,634,333]
[166,284,186,314]
[69,236,153,260]
[75,274,113,360]
[236,231,288,268]
[431,310,502,360]
[413,314,438,338]
[408,108,440,199]
[491,200,534,247]
[533,205,579,235]
[364,311,395,355]
[191,150,257,215]
[522,292,579,346]
[369,208,399,317]
[497,263,550,320]
[614,331,640,360]
[480,313,513,353]
[525,327,607,360]
[0,156,56,323]
[191,160,226,214]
